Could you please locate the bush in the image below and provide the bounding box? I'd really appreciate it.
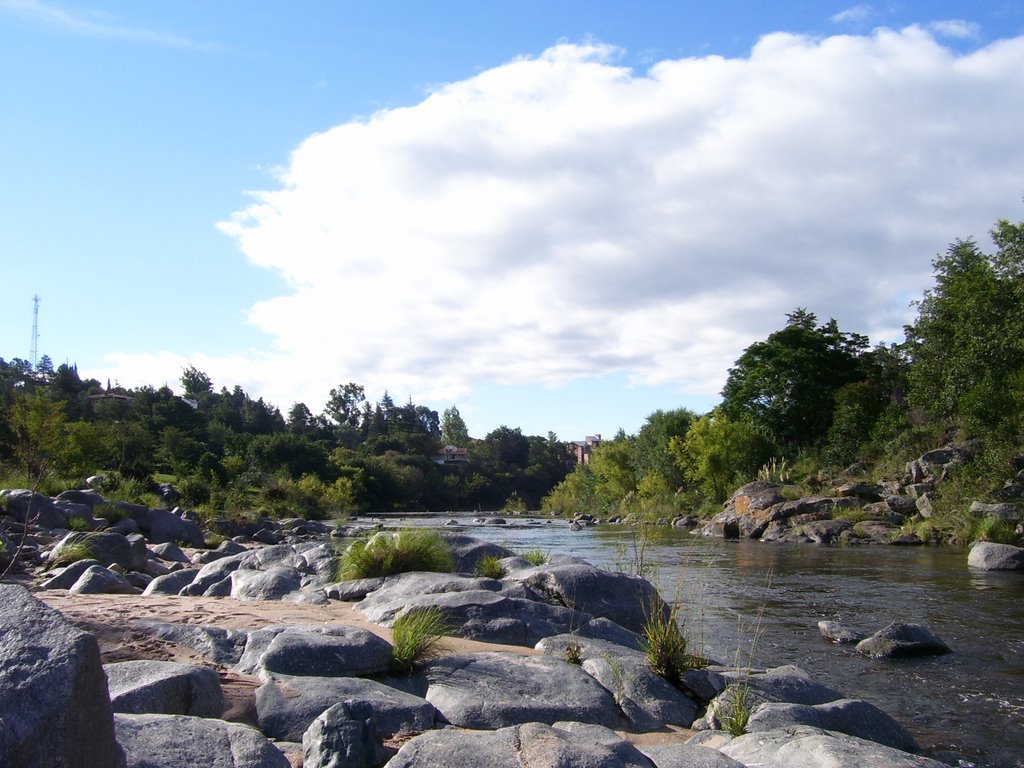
[474,553,505,579]
[390,607,453,673]
[337,529,453,581]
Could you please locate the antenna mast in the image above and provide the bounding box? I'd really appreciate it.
[30,294,40,369]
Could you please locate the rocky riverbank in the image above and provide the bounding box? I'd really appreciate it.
[0,486,966,768]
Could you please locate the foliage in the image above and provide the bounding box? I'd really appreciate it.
[336,529,453,581]
[756,458,790,484]
[564,642,583,665]
[390,607,453,674]
[474,553,506,579]
[670,412,775,502]
[722,682,753,737]
[969,516,1020,545]
[521,548,548,566]
[720,309,872,449]
[640,600,693,685]
[46,534,95,570]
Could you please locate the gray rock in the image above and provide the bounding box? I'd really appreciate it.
[38,558,103,590]
[745,698,919,751]
[969,501,1023,522]
[324,577,385,601]
[256,674,436,742]
[54,500,101,529]
[721,725,949,767]
[134,620,249,666]
[423,652,621,729]
[441,533,516,573]
[106,660,224,718]
[114,713,289,768]
[637,742,746,768]
[968,541,1024,571]
[0,488,67,528]
[798,519,853,544]
[583,653,699,730]
[0,584,126,768]
[245,625,393,678]
[151,541,191,563]
[386,722,653,768]
[228,565,303,600]
[817,621,866,644]
[69,564,140,594]
[856,621,951,658]
[302,703,386,768]
[511,562,668,635]
[706,665,843,728]
[49,531,135,569]
[850,520,899,543]
[142,567,200,595]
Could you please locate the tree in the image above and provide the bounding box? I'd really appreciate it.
[632,408,696,493]
[721,310,870,449]
[670,412,774,502]
[589,436,637,503]
[325,382,365,428]
[180,365,213,398]
[10,392,69,477]
[441,406,470,445]
[904,222,1024,435]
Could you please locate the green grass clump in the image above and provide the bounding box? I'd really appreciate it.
[474,553,505,579]
[337,529,453,581]
[521,547,548,566]
[970,516,1020,545]
[722,680,753,736]
[93,502,130,522]
[390,607,453,674]
[66,517,91,532]
[47,534,96,570]
[640,601,694,685]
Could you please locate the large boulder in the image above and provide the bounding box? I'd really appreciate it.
[969,501,1023,522]
[68,564,140,595]
[0,584,126,768]
[386,722,654,768]
[720,725,949,767]
[105,502,205,547]
[1,488,67,528]
[49,531,144,570]
[967,541,1024,571]
[423,652,621,729]
[255,674,437,742]
[105,660,224,718]
[855,622,951,658]
[235,625,393,677]
[114,713,289,768]
[441,533,517,573]
[133,620,249,667]
[638,742,746,768]
[142,567,201,595]
[745,698,919,752]
[302,703,387,768]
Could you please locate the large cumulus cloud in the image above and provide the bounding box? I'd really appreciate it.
[213,26,1024,412]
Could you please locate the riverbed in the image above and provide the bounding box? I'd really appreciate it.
[367,514,1024,768]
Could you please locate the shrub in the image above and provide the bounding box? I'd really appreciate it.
[474,553,505,579]
[337,529,453,581]
[640,601,693,684]
[390,607,453,674]
[66,516,90,532]
[521,548,548,566]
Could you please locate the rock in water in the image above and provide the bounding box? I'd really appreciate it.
[967,541,1024,571]
[856,621,951,658]
[818,620,866,644]
[0,584,126,768]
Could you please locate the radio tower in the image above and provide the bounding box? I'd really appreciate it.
[30,294,40,369]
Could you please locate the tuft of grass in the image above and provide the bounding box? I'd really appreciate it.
[722,681,753,737]
[336,529,453,581]
[47,534,96,570]
[970,516,1020,545]
[390,607,453,674]
[521,547,548,566]
[564,641,583,665]
[640,600,693,685]
[93,502,129,522]
[474,553,505,579]
[66,516,91,532]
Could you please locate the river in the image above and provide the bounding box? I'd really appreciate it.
[367,514,1024,768]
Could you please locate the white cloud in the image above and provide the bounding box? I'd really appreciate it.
[927,20,982,40]
[830,5,877,25]
[200,28,1024,414]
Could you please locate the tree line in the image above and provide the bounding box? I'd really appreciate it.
[0,361,574,519]
[543,213,1024,538]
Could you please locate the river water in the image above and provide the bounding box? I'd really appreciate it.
[368,515,1024,768]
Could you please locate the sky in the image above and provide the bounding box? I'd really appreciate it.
[2,1,1023,441]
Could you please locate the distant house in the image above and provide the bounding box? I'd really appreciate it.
[571,434,602,464]
[434,445,470,467]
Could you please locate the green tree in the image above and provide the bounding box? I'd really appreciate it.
[180,365,214,399]
[632,408,696,493]
[905,221,1024,435]
[441,406,471,445]
[589,436,637,503]
[670,412,774,502]
[10,392,70,477]
[721,310,870,449]
[326,382,365,428]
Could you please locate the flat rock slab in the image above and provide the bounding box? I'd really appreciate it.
[423,652,622,730]
[386,722,652,768]
[256,674,437,742]
[133,620,249,666]
[105,660,224,718]
[855,622,951,658]
[114,713,289,768]
[720,725,950,768]
[235,625,393,677]
[638,742,747,768]
[968,541,1024,571]
[0,584,126,768]
[746,698,919,752]
[302,703,387,768]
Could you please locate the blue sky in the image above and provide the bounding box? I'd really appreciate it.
[2,1,1023,441]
